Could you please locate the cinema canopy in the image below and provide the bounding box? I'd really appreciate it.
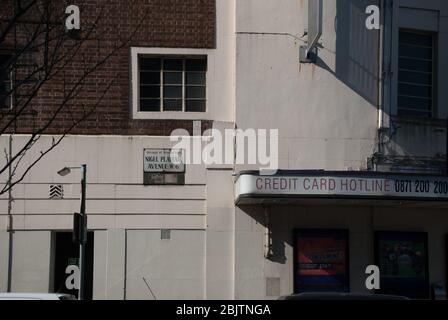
[235,170,448,206]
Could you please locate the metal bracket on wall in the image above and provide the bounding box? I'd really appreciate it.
[264,206,273,259]
[299,46,317,63]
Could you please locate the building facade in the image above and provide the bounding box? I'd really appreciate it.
[1,0,448,299]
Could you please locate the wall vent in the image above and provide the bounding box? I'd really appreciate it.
[49,184,64,199]
[161,229,171,240]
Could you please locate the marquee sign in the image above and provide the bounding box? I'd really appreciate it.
[235,172,448,202]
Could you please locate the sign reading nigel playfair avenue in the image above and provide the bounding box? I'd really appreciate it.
[144,149,185,173]
[235,172,448,201]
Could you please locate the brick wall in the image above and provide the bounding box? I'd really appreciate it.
[0,0,215,136]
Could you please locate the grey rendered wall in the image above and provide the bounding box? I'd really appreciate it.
[93,229,126,300]
[205,169,235,299]
[10,231,52,293]
[125,229,205,300]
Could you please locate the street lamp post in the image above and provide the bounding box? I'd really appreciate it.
[79,164,87,300]
[58,164,87,300]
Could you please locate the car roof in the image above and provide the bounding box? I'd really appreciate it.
[279,292,410,300]
[0,293,74,300]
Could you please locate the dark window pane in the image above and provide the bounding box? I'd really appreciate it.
[163,72,182,85]
[0,55,11,89]
[140,85,160,98]
[186,99,206,112]
[0,54,11,69]
[398,96,431,111]
[0,80,8,95]
[398,70,432,85]
[140,72,160,85]
[397,31,435,118]
[163,85,182,98]
[163,59,183,71]
[164,99,182,111]
[186,59,207,71]
[398,109,431,117]
[5,81,10,96]
[399,44,432,60]
[140,99,160,111]
[139,58,161,71]
[399,32,433,47]
[0,93,10,109]
[186,86,206,99]
[0,96,10,108]
[398,58,432,73]
[398,83,431,98]
[186,72,206,85]
[0,54,12,109]
[0,72,6,85]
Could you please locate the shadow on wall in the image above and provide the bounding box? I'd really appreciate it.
[240,205,291,264]
[328,1,444,171]
[316,0,381,107]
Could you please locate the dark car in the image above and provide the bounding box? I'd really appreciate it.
[278,293,409,300]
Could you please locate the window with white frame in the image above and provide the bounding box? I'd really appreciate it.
[0,53,12,110]
[397,30,436,117]
[138,56,207,112]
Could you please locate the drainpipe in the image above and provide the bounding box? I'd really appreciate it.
[378,0,388,132]
[7,8,18,291]
[375,0,385,172]
[376,0,393,171]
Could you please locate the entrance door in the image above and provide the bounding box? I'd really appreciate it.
[53,232,94,299]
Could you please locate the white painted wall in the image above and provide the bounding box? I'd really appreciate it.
[0,135,208,231]
[235,0,380,172]
[234,0,448,170]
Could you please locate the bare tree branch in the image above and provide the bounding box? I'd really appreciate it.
[2,76,117,195]
[0,0,148,195]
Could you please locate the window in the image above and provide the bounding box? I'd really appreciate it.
[139,56,206,113]
[0,53,12,110]
[397,30,435,117]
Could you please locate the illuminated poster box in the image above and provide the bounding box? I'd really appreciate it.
[375,231,429,299]
[294,229,349,293]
